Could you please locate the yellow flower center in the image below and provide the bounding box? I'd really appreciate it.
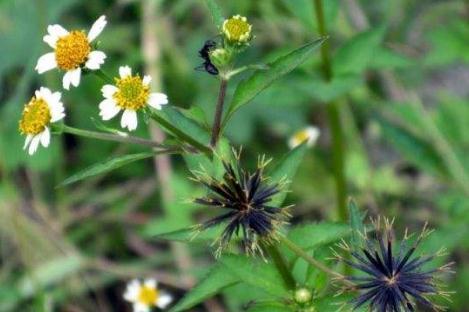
[55,30,91,70]
[223,16,251,42]
[19,97,51,135]
[293,129,311,144]
[137,286,159,306]
[113,75,150,110]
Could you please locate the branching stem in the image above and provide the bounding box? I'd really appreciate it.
[210,79,228,147]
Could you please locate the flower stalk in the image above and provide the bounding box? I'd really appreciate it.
[210,78,228,147]
[261,242,296,290]
[313,0,348,221]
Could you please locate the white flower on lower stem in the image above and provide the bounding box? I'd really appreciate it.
[99,65,168,131]
[288,126,320,149]
[19,87,65,155]
[35,15,107,90]
[123,279,173,312]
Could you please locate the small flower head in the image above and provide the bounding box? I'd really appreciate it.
[294,287,313,304]
[288,126,320,149]
[123,279,173,312]
[338,217,452,312]
[36,15,107,90]
[99,66,168,131]
[193,150,290,256]
[19,87,65,155]
[209,48,231,69]
[222,15,252,45]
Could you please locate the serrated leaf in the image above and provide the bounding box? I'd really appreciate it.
[348,199,365,248]
[220,254,289,297]
[58,152,154,187]
[203,0,224,28]
[170,264,239,312]
[333,26,385,75]
[268,143,308,206]
[223,38,326,125]
[287,222,350,251]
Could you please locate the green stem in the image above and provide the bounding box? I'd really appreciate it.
[210,79,228,147]
[93,69,114,84]
[313,0,348,221]
[149,111,212,156]
[61,124,167,149]
[262,242,296,290]
[279,235,349,283]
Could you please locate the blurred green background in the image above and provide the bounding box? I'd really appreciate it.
[0,0,468,311]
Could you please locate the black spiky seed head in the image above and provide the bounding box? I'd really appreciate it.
[337,217,453,312]
[193,152,290,256]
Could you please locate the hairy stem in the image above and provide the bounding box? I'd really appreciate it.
[61,124,168,149]
[210,79,228,147]
[313,0,348,221]
[262,242,296,290]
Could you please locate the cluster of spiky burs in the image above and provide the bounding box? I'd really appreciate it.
[193,152,290,257]
[336,218,453,312]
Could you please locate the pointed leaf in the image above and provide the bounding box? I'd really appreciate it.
[170,264,239,312]
[348,199,365,248]
[57,152,154,187]
[223,38,326,125]
[203,0,224,28]
[268,143,308,206]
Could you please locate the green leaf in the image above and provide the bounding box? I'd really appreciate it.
[369,47,413,70]
[220,254,289,297]
[376,116,446,176]
[348,199,365,248]
[58,152,154,187]
[268,143,308,206]
[150,107,211,153]
[333,26,385,75]
[170,264,239,312]
[203,0,224,28]
[223,38,326,125]
[287,222,350,251]
[248,302,292,312]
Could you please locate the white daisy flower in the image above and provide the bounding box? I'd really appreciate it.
[123,279,173,312]
[35,15,107,90]
[288,126,320,149]
[99,65,168,131]
[19,87,65,155]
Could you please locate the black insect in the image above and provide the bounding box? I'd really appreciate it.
[196,39,219,75]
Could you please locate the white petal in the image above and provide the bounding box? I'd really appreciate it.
[70,68,81,87]
[28,135,41,155]
[123,280,141,302]
[43,34,58,48]
[121,109,138,131]
[85,50,106,70]
[47,24,69,38]
[62,71,73,90]
[99,99,120,120]
[23,135,33,150]
[119,65,132,78]
[143,279,157,289]
[50,101,65,122]
[156,293,173,309]
[142,75,152,86]
[38,87,52,101]
[40,127,50,147]
[35,53,57,74]
[63,68,82,90]
[305,126,320,147]
[133,303,149,312]
[148,92,168,109]
[101,84,118,99]
[88,15,107,42]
